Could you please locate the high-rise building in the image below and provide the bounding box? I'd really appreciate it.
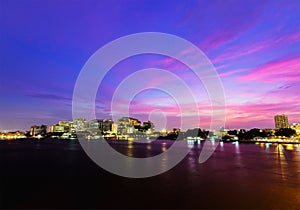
[274,114,289,129]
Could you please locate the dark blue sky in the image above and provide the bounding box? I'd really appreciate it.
[1,0,300,131]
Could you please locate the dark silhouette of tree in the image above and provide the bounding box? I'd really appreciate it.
[222,135,232,141]
[275,128,296,137]
[227,130,238,136]
[184,128,208,139]
[238,128,267,140]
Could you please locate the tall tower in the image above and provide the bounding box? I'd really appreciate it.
[274,114,289,129]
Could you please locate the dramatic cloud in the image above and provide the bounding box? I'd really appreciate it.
[1,0,300,130]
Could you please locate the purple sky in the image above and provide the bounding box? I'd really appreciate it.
[1,0,300,131]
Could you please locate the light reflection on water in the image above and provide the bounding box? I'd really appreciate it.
[123,140,300,208]
[259,143,300,182]
[276,144,288,181]
[219,141,224,151]
[284,144,294,151]
[233,141,240,153]
[107,140,300,188]
[126,141,134,157]
[2,139,300,208]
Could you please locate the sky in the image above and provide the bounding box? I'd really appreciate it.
[0,0,300,131]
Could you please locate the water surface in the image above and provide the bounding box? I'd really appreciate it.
[0,139,299,209]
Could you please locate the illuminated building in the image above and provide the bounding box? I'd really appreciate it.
[117,117,141,134]
[48,124,65,133]
[89,119,115,133]
[59,121,74,132]
[0,131,26,140]
[101,119,115,133]
[290,123,300,136]
[30,125,47,137]
[274,114,289,129]
[74,118,88,131]
[111,123,118,134]
[48,121,75,133]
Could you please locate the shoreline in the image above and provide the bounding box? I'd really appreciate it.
[1,137,300,145]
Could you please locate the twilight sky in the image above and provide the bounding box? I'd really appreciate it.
[1,0,300,131]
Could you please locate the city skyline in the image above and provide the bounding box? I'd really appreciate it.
[1,113,299,133]
[1,0,300,130]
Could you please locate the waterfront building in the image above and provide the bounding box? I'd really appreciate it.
[30,125,47,137]
[48,124,65,133]
[89,119,115,133]
[290,123,300,136]
[117,117,141,135]
[0,131,26,140]
[111,123,118,134]
[74,118,88,131]
[88,119,101,131]
[48,121,75,133]
[101,119,114,133]
[274,114,289,129]
[59,121,74,132]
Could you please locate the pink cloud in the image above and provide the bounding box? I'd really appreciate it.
[238,56,300,82]
[218,69,247,77]
[212,30,300,65]
[225,101,300,129]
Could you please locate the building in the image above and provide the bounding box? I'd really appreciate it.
[47,121,74,133]
[274,114,289,129]
[101,119,115,133]
[48,124,66,133]
[0,131,26,140]
[30,125,47,137]
[74,118,88,131]
[117,117,141,135]
[59,121,74,132]
[88,119,101,131]
[111,123,118,134]
[89,119,115,134]
[290,123,300,136]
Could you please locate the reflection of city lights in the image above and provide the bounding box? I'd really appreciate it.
[233,141,240,153]
[128,141,133,149]
[187,140,194,148]
[284,144,294,151]
[219,141,224,151]
[276,144,288,181]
